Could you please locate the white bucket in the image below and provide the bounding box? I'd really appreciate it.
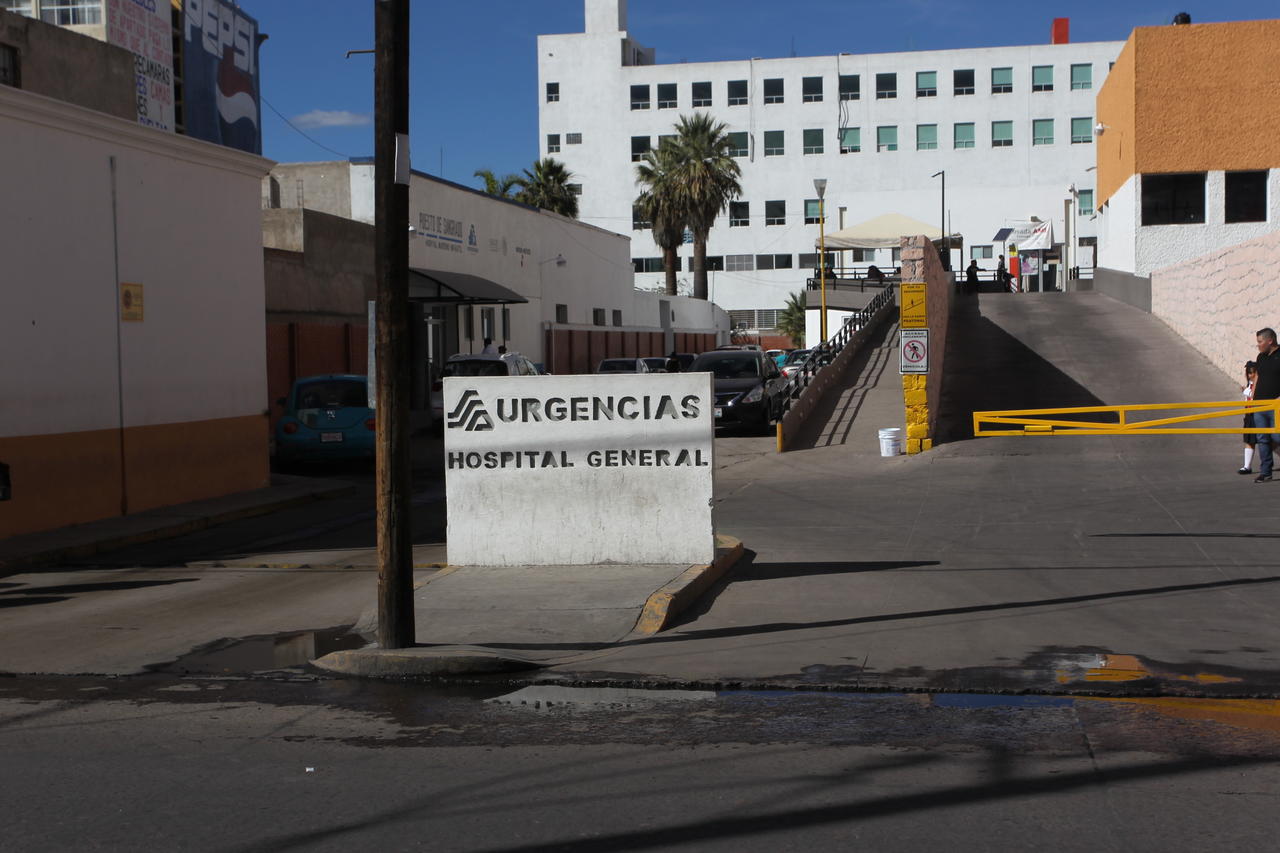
[878,427,903,457]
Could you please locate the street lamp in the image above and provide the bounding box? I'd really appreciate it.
[931,170,947,270]
[814,178,828,341]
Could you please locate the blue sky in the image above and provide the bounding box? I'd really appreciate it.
[253,0,1276,190]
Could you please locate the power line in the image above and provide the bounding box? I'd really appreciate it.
[262,96,353,159]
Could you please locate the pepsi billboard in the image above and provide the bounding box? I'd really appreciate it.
[183,0,262,155]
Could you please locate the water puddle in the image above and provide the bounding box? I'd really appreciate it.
[149,626,370,676]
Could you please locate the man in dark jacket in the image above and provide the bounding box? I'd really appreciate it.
[1252,327,1280,482]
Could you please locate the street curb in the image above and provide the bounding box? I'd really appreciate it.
[311,646,545,678]
[0,479,355,576]
[631,535,744,635]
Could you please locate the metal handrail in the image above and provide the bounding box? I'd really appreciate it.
[776,285,896,418]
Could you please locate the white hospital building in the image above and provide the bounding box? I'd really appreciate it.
[539,0,1122,315]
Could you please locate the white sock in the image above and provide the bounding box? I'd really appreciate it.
[1245,447,1255,469]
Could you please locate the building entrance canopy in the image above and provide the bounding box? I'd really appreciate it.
[818,213,963,252]
[409,268,528,305]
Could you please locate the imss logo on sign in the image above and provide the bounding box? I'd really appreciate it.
[443,373,715,566]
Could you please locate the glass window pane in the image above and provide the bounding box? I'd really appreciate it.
[876,73,896,98]
[728,131,748,157]
[839,74,860,100]
[1070,63,1092,90]
[804,199,821,222]
[803,128,823,153]
[992,66,1013,92]
[764,130,784,155]
[803,76,823,102]
[916,71,936,96]
[1032,118,1054,145]
[1032,65,1053,91]
[953,69,975,95]
[992,120,1013,146]
[877,126,897,151]
[692,81,712,106]
[1077,189,1095,217]
[839,126,860,152]
[728,79,748,105]
[954,123,975,148]
[630,84,650,109]
[764,78,784,103]
[1071,117,1093,143]
[916,124,937,150]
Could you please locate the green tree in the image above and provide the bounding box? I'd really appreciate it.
[473,168,520,199]
[513,157,579,219]
[777,291,807,348]
[634,140,686,297]
[670,113,742,300]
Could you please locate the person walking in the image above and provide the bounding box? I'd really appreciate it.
[997,254,1007,290]
[1239,360,1258,475]
[1251,328,1280,482]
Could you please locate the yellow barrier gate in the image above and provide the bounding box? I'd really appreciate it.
[973,400,1280,437]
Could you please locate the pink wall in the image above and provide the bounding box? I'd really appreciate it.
[1151,230,1280,384]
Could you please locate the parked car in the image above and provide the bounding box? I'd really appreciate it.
[689,349,787,431]
[596,358,651,374]
[275,374,375,464]
[430,352,540,420]
[780,348,814,377]
[674,353,697,372]
[641,357,669,373]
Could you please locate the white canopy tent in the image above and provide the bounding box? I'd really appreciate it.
[816,213,963,252]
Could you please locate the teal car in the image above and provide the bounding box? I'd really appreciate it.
[275,374,375,464]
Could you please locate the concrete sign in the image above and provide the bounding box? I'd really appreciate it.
[900,329,929,374]
[444,373,715,566]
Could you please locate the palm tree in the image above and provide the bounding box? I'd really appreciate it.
[473,168,520,199]
[513,157,579,219]
[670,113,742,300]
[777,291,807,347]
[634,140,686,296]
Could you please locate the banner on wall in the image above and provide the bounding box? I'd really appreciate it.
[183,0,262,154]
[105,0,174,133]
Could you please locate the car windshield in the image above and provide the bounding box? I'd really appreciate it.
[296,379,367,409]
[696,356,760,379]
[599,361,636,372]
[643,358,667,368]
[444,360,508,377]
[784,350,812,365]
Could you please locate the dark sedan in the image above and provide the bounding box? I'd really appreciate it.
[689,350,787,432]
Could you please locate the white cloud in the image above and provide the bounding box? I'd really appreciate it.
[291,109,371,129]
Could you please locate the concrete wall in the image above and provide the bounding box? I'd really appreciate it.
[263,208,374,322]
[899,235,953,452]
[1,85,271,538]
[1093,267,1151,313]
[263,161,354,218]
[1151,230,1280,385]
[0,8,134,121]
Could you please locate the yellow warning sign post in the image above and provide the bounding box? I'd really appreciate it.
[900,282,927,328]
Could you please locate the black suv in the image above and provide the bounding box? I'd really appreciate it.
[690,349,787,431]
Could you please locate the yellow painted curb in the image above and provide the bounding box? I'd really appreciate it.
[632,535,744,635]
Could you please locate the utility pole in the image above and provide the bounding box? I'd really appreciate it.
[374,0,413,649]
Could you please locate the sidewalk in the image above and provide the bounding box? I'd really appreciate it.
[0,474,354,577]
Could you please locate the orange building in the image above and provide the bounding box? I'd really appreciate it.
[1091,18,1280,309]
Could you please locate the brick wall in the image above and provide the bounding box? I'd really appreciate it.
[899,235,954,453]
[1151,230,1280,384]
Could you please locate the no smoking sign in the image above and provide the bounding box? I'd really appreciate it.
[899,328,929,374]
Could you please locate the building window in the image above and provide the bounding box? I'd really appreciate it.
[839,74,860,101]
[658,133,676,148]
[1032,65,1053,92]
[804,198,821,224]
[705,256,725,271]
[1,44,20,88]
[1070,63,1092,90]
[765,200,786,225]
[800,252,835,270]
[877,126,898,152]
[1,1,34,13]
[726,254,754,271]
[555,304,568,324]
[991,66,1013,93]
[481,307,496,341]
[755,254,793,270]
[954,122,975,149]
[756,254,776,270]
[633,258,667,273]
[1070,117,1093,144]
[763,130,784,156]
[692,81,712,107]
[729,201,749,227]
[1225,171,1268,223]
[803,128,823,154]
[631,135,650,162]
[728,79,748,106]
[953,68,975,96]
[764,78,784,104]
[875,72,896,99]
[839,126,860,153]
[802,76,823,102]
[1141,173,1206,225]
[1077,189,1095,217]
[593,308,607,326]
[657,82,677,109]
[567,183,582,196]
[566,132,582,145]
[970,245,993,260]
[727,131,749,157]
[547,134,561,153]
[1032,119,1054,145]
[916,124,938,150]
[630,84,650,109]
[916,71,937,97]
[546,82,559,102]
[991,120,1013,147]
[39,0,101,25]
[633,204,650,230]
[612,309,623,327]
